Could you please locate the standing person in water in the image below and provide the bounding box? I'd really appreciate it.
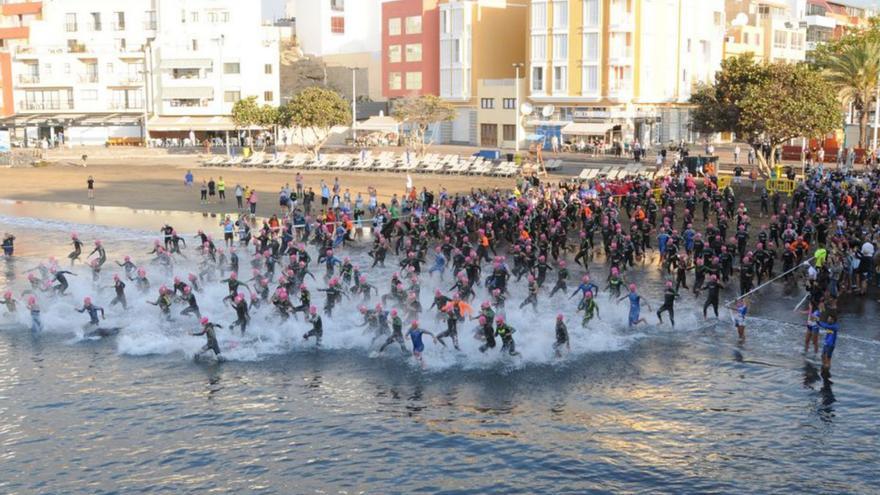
[818,315,839,378]
[731,298,748,342]
[2,232,15,258]
[656,280,678,327]
[76,296,105,330]
[302,306,323,346]
[87,176,95,200]
[26,296,42,333]
[553,314,570,357]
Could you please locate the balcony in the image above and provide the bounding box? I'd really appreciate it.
[143,20,157,31]
[1,2,43,16]
[112,21,126,31]
[18,74,40,84]
[19,100,74,111]
[608,46,633,64]
[609,12,634,31]
[0,26,29,40]
[109,101,143,111]
[112,75,145,86]
[64,23,77,32]
[78,74,99,84]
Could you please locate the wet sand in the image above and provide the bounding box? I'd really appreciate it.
[0,162,514,216]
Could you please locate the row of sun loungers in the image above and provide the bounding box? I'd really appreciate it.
[575,163,665,181]
[201,151,520,177]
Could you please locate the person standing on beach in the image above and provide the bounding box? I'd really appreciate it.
[81,154,88,168]
[234,184,244,210]
[87,176,95,200]
[200,180,208,205]
[207,177,216,203]
[184,170,193,187]
[248,189,258,215]
[217,176,226,203]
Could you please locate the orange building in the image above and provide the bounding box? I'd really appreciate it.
[0,1,40,117]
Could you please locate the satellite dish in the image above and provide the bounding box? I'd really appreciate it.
[520,102,533,116]
[541,105,555,118]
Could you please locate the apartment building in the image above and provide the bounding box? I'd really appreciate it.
[802,0,872,55]
[149,0,280,136]
[526,0,725,146]
[381,0,440,99]
[0,1,42,118]
[0,0,279,146]
[437,0,527,146]
[724,0,807,64]
[294,0,384,101]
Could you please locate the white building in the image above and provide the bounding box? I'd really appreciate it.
[10,0,156,144]
[292,0,383,101]
[148,0,280,135]
[3,0,279,146]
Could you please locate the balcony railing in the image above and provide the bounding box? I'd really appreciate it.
[18,74,39,84]
[109,101,144,110]
[64,22,77,32]
[19,100,74,111]
[79,74,99,83]
[143,20,157,30]
[113,21,126,31]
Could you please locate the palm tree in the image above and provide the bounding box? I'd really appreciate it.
[823,40,880,150]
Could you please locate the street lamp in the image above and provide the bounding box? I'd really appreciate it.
[512,62,524,155]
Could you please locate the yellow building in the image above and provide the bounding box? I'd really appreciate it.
[525,0,725,147]
[436,0,527,146]
[723,0,806,64]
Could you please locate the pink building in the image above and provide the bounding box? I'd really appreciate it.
[381,0,439,99]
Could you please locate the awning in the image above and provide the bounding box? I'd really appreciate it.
[526,119,569,127]
[147,115,239,132]
[161,87,214,99]
[160,59,213,70]
[355,115,399,133]
[0,112,139,127]
[561,122,613,136]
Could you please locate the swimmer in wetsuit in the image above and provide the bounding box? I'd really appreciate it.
[302,306,323,346]
[26,296,41,333]
[68,233,83,265]
[51,267,76,295]
[193,317,222,358]
[76,296,105,332]
[88,239,107,268]
[406,321,437,368]
[108,274,128,309]
[619,283,651,327]
[378,309,408,354]
[229,294,250,335]
[656,280,678,327]
[553,314,570,357]
[180,286,201,319]
[1,290,16,314]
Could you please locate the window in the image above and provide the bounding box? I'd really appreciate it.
[81,89,98,101]
[743,33,749,44]
[222,11,230,23]
[145,10,157,30]
[406,72,422,90]
[106,62,114,75]
[208,11,218,23]
[583,32,599,61]
[389,72,402,90]
[65,13,77,32]
[503,98,516,109]
[532,66,544,92]
[552,1,568,28]
[754,34,760,46]
[191,39,198,51]
[686,38,691,53]
[405,43,422,62]
[553,34,568,60]
[331,16,344,34]
[389,45,402,63]
[773,30,787,49]
[441,39,460,65]
[406,16,422,34]
[791,32,804,50]
[583,0,600,27]
[582,65,598,94]
[114,11,125,30]
[91,12,101,31]
[264,64,273,74]
[224,63,240,74]
[264,91,274,102]
[191,11,199,23]
[224,91,241,103]
[531,1,547,29]
[42,63,51,75]
[331,0,345,12]
[440,9,449,34]
[503,124,516,141]
[531,35,547,60]
[481,98,495,109]
[115,38,126,52]
[713,11,722,26]
[388,18,401,36]
[553,66,567,92]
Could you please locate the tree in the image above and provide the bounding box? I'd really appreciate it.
[392,95,456,157]
[821,40,880,149]
[739,64,840,173]
[690,55,840,174]
[231,96,262,143]
[278,87,350,157]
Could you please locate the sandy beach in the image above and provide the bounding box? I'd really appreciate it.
[0,159,515,216]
